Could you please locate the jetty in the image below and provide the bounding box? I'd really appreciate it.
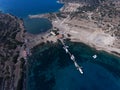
[50,9,84,74]
[59,39,83,74]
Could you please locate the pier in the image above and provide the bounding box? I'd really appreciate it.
[52,10,83,74]
[59,39,83,74]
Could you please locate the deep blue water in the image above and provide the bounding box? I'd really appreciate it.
[28,42,120,90]
[0,0,63,34]
[0,0,63,18]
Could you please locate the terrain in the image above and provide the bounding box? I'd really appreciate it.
[0,0,120,90]
[56,0,120,56]
[30,0,120,56]
[0,13,25,90]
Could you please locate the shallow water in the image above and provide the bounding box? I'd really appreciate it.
[27,42,120,90]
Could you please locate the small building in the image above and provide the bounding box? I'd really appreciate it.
[50,31,56,36]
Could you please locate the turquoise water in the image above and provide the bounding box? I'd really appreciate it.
[28,42,120,90]
[0,0,63,34]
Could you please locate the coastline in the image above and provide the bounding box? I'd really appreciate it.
[0,0,120,90]
[27,1,120,58]
[0,13,26,90]
[27,40,120,90]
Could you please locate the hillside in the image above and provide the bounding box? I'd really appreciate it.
[0,13,25,90]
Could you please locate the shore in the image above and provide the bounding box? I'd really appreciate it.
[16,1,120,90]
[1,1,119,90]
[27,2,120,57]
[52,19,120,57]
[25,18,120,57]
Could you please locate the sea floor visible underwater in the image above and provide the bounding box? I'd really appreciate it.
[27,41,120,90]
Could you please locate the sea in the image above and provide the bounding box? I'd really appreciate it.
[27,42,120,90]
[0,0,120,90]
[0,0,63,34]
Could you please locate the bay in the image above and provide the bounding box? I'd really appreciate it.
[1,1,120,90]
[28,42,120,90]
[0,0,63,34]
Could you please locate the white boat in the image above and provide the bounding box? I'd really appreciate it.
[71,55,75,60]
[74,61,78,67]
[65,45,69,48]
[63,46,69,53]
[74,62,83,74]
[93,54,97,59]
[65,48,68,53]
[78,67,83,74]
